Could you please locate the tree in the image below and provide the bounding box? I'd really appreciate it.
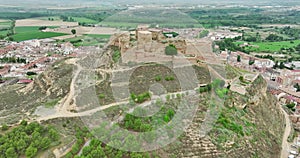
[266,34,283,42]
[71,29,76,35]
[296,44,300,52]
[294,83,300,92]
[279,62,285,69]
[1,124,8,131]
[26,72,37,76]
[25,146,37,158]
[273,61,278,69]
[165,44,178,56]
[49,128,59,141]
[40,137,51,150]
[16,139,27,152]
[38,26,47,30]
[248,59,255,65]
[82,146,92,156]
[237,55,241,62]
[6,147,18,158]
[286,103,296,110]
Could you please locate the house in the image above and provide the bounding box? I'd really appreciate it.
[266,68,280,81]
[0,65,10,76]
[17,79,32,84]
[61,42,74,55]
[254,58,275,69]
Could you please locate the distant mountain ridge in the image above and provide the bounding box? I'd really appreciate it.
[0,0,299,7]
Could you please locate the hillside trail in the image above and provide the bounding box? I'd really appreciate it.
[280,104,292,158]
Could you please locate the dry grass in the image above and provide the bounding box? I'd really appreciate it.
[16,19,78,27]
[48,26,121,35]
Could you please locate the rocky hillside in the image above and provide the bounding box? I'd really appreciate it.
[164,75,285,158]
[0,59,73,125]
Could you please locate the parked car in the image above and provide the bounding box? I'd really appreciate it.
[290,150,298,155]
[288,155,295,158]
[292,144,298,148]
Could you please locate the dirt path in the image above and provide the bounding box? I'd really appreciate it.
[57,58,83,113]
[280,104,291,158]
[36,100,129,122]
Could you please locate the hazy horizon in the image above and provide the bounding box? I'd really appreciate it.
[0,0,299,8]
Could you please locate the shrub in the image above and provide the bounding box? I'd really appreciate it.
[1,124,8,131]
[155,75,162,81]
[99,93,105,99]
[165,76,175,81]
[165,44,178,56]
[131,92,151,103]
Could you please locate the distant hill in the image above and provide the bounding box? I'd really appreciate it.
[0,0,299,8]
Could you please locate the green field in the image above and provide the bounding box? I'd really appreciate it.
[0,21,11,28]
[235,40,300,53]
[72,17,98,24]
[12,26,67,42]
[100,8,202,29]
[36,16,61,21]
[61,34,111,47]
[0,30,8,36]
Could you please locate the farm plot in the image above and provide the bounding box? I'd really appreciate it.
[72,17,98,24]
[100,8,202,29]
[16,19,78,27]
[49,26,120,35]
[12,26,67,42]
[59,34,111,47]
[0,20,11,37]
[237,40,300,53]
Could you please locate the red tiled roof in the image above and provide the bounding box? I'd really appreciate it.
[22,57,49,69]
[18,79,32,84]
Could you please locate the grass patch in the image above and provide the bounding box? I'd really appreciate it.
[44,99,60,108]
[61,34,110,47]
[112,48,121,63]
[71,17,98,24]
[131,92,151,103]
[12,26,67,42]
[0,30,8,36]
[235,40,300,53]
[129,64,180,95]
[100,8,201,29]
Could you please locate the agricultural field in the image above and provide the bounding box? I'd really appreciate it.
[12,26,68,42]
[50,26,120,35]
[235,40,300,53]
[71,17,98,24]
[100,8,202,29]
[59,34,111,47]
[35,16,61,21]
[0,30,8,36]
[0,20,12,37]
[187,7,300,28]
[0,20,11,29]
[16,19,78,27]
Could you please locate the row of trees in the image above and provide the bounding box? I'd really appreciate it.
[130,92,151,103]
[0,20,15,40]
[279,26,300,40]
[273,61,286,69]
[73,138,153,158]
[0,121,60,158]
[0,57,26,64]
[65,126,91,158]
